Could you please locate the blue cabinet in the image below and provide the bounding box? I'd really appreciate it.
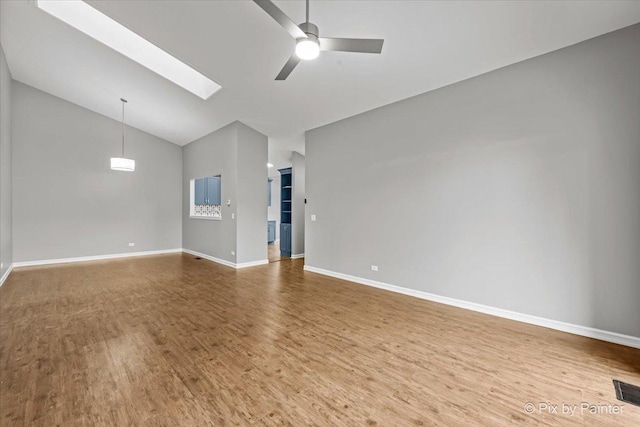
[194,178,206,205]
[268,220,276,245]
[279,168,292,257]
[194,176,221,205]
[280,223,291,256]
[206,176,221,205]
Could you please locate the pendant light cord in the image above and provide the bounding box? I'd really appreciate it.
[306,0,309,23]
[121,98,127,157]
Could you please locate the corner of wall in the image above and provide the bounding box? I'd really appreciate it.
[0,44,14,281]
[291,151,305,257]
[235,122,268,264]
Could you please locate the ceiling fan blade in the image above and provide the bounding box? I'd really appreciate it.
[275,53,301,80]
[253,0,306,40]
[319,37,384,54]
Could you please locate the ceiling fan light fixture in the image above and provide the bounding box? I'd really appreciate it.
[253,0,384,79]
[295,37,320,60]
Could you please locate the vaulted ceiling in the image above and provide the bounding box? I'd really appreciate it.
[2,1,640,145]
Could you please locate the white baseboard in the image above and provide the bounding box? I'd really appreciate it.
[12,248,269,271]
[291,253,305,259]
[13,249,183,268]
[182,248,235,268]
[0,263,14,287]
[303,265,640,349]
[182,248,267,269]
[236,259,269,269]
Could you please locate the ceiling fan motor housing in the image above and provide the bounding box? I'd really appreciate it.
[299,22,319,38]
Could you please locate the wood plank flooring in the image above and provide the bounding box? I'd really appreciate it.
[268,243,283,263]
[1,253,638,426]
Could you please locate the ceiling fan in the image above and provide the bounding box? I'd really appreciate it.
[253,0,384,80]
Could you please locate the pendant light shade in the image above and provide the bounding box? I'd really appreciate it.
[110,157,135,171]
[111,98,135,172]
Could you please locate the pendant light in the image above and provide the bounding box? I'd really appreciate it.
[110,98,135,171]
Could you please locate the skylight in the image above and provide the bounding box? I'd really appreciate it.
[36,0,221,100]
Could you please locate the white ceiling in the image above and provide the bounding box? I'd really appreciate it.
[2,1,640,146]
[268,133,305,177]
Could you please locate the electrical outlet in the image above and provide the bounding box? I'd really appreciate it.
[128,242,135,247]
[231,251,235,256]
[371,265,378,272]
[0,263,3,270]
[311,214,317,221]
[231,213,235,219]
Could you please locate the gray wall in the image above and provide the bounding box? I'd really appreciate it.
[12,82,182,262]
[182,121,268,265]
[291,152,305,256]
[268,174,280,242]
[182,122,238,263]
[236,123,268,264]
[0,46,12,277]
[305,24,640,337]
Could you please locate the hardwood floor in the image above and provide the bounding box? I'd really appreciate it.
[1,254,638,426]
[268,243,283,263]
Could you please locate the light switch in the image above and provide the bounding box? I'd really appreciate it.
[311,214,317,221]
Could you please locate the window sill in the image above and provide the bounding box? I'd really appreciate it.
[190,215,221,221]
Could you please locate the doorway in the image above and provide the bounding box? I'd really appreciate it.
[267,176,285,263]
